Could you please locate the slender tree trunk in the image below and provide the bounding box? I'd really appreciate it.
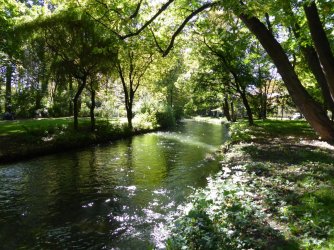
[73,76,86,130]
[304,1,334,99]
[5,64,12,114]
[90,89,96,132]
[126,90,134,130]
[35,82,42,111]
[258,87,263,119]
[262,93,267,120]
[223,96,231,121]
[231,100,236,122]
[69,77,73,116]
[239,13,334,141]
[240,91,254,125]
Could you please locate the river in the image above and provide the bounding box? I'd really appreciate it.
[0,120,227,249]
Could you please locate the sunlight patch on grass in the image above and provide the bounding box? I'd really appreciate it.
[167,119,334,249]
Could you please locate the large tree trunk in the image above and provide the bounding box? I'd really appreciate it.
[282,1,334,114]
[239,13,334,141]
[304,1,334,99]
[302,45,334,113]
[5,64,12,114]
[73,76,86,130]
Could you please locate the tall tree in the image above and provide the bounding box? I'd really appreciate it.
[117,40,154,129]
[304,0,334,103]
[148,0,334,140]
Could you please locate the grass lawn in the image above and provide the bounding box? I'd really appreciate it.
[0,117,128,163]
[167,119,334,250]
[0,117,125,136]
[0,117,74,136]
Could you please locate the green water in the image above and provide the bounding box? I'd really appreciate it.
[0,120,227,249]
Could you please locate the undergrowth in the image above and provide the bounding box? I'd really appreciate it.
[166,119,334,250]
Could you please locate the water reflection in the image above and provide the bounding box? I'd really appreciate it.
[0,120,227,249]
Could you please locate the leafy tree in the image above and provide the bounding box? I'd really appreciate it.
[146,0,334,140]
[26,6,118,129]
[116,38,154,129]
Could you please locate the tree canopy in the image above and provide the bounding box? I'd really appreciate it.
[1,0,334,140]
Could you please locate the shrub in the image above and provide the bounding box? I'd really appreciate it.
[156,105,176,129]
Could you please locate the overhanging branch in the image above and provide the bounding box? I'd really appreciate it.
[161,2,217,57]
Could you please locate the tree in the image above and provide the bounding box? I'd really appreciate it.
[304,0,334,105]
[27,6,117,129]
[235,2,334,140]
[116,39,154,129]
[0,0,25,118]
[146,0,334,140]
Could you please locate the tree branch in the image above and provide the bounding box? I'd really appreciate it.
[149,28,164,54]
[130,0,143,19]
[161,2,217,57]
[121,0,175,40]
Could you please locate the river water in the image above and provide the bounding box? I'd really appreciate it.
[0,120,227,249]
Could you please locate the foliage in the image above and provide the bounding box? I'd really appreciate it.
[167,120,334,249]
[133,97,176,130]
[229,119,316,143]
[156,105,176,129]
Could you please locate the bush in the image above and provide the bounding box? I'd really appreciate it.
[156,105,176,129]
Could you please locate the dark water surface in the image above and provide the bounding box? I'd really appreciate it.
[0,120,227,249]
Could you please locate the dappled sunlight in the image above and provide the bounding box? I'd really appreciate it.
[0,120,225,249]
[156,132,217,151]
[300,139,334,151]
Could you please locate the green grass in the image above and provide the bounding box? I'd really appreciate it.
[167,119,334,250]
[0,117,118,136]
[229,119,316,143]
[0,117,131,163]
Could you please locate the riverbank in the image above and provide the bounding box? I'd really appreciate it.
[166,120,334,249]
[0,117,159,164]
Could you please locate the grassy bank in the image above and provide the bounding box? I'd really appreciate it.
[166,120,334,249]
[0,117,157,164]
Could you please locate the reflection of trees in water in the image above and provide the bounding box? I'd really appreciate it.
[0,121,227,248]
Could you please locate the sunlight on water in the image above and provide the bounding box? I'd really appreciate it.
[156,132,217,151]
[0,120,227,249]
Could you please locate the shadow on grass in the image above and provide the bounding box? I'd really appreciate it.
[242,143,334,165]
[241,142,334,248]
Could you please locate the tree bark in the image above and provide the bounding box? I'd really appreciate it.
[231,100,236,122]
[239,13,334,141]
[240,90,254,125]
[73,76,87,130]
[223,95,231,121]
[126,90,134,130]
[301,45,334,111]
[284,0,334,114]
[304,1,334,99]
